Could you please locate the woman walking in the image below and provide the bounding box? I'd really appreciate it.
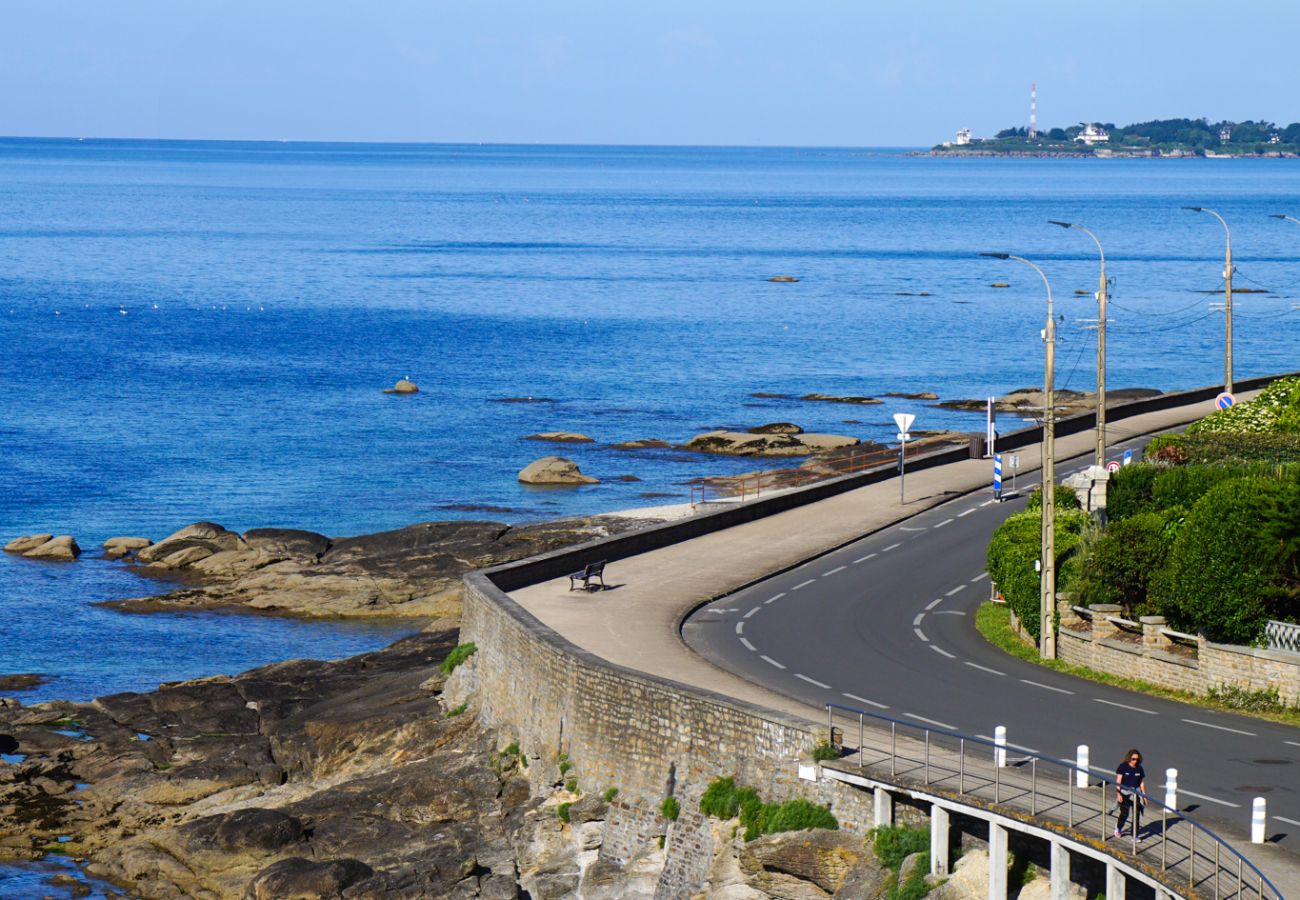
[1115,748,1147,839]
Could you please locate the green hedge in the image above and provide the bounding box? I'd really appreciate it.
[699,776,837,841]
[1187,376,1300,435]
[1072,509,1182,614]
[986,508,1092,639]
[1147,432,1300,467]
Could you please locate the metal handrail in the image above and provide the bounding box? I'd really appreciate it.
[825,701,1282,900]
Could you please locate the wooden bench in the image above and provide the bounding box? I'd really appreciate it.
[568,560,606,592]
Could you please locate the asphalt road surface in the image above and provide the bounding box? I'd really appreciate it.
[683,435,1300,852]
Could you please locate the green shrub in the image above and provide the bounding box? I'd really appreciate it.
[661,796,680,821]
[603,787,619,802]
[557,802,572,823]
[887,866,934,900]
[558,752,571,776]
[1150,477,1300,643]
[986,509,1092,639]
[699,777,837,841]
[1026,484,1082,512]
[439,642,477,674]
[444,702,468,718]
[1107,465,1161,520]
[871,825,930,870]
[565,779,579,794]
[1148,432,1300,466]
[811,741,839,762]
[1207,684,1287,712]
[1072,509,1181,614]
[1187,376,1300,435]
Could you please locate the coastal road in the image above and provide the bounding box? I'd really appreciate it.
[683,435,1300,851]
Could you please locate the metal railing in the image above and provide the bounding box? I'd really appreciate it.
[825,702,1282,900]
[1265,620,1300,655]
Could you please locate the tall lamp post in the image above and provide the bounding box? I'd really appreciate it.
[1049,220,1107,468]
[1184,207,1234,393]
[981,252,1057,660]
[1271,213,1300,228]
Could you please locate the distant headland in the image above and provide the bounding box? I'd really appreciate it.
[932,118,1300,158]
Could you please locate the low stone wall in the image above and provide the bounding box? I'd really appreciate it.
[1057,604,1300,705]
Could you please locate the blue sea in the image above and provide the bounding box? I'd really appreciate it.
[2,137,1300,896]
[3,139,1300,701]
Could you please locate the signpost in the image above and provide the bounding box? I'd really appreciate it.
[986,397,997,456]
[1010,454,1020,493]
[1215,391,1236,410]
[1106,460,1121,474]
[1122,448,1133,466]
[894,412,915,503]
[993,452,1003,501]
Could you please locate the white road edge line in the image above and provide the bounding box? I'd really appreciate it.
[925,598,943,611]
[913,627,929,642]
[739,637,756,652]
[744,607,760,619]
[765,592,786,605]
[905,712,955,730]
[929,646,955,658]
[913,613,925,626]
[760,655,787,670]
[792,579,816,590]
[843,693,889,709]
[735,622,744,635]
[965,661,1006,676]
[883,542,902,551]
[1021,679,1074,695]
[958,509,976,517]
[1093,698,1158,715]
[934,518,953,529]
[823,565,846,576]
[946,584,966,596]
[795,673,831,689]
[1181,719,1256,736]
[1178,788,1240,809]
[853,553,878,564]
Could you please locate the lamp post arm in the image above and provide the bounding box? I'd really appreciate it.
[1008,255,1054,321]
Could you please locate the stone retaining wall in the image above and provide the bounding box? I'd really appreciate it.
[1057,604,1300,705]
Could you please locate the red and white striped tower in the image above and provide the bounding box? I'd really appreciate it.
[1029,83,1038,139]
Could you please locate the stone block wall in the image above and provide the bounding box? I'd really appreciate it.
[1056,604,1300,704]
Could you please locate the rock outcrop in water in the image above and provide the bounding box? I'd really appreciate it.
[518,456,600,485]
[681,429,859,457]
[3,535,80,561]
[102,516,643,619]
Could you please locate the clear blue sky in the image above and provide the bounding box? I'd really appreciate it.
[4,1,1298,147]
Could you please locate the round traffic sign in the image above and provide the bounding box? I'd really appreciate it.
[1106,460,1121,473]
[1215,392,1235,410]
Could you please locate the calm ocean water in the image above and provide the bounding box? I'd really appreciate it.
[1,138,1299,895]
[2,139,1300,701]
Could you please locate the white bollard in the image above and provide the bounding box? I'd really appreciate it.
[995,725,1007,767]
[1076,744,1089,788]
[1165,768,1178,810]
[1252,797,1267,844]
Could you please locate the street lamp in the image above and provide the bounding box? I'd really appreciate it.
[1049,220,1107,469]
[980,252,1057,660]
[1270,214,1300,227]
[1184,207,1234,393]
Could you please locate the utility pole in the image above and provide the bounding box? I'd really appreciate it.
[981,252,1057,659]
[1185,207,1234,393]
[1049,221,1107,468]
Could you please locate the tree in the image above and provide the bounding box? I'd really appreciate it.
[1072,509,1181,615]
[1046,127,1067,141]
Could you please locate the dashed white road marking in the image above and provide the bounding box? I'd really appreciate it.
[792,579,816,590]
[905,712,956,730]
[958,508,976,517]
[1178,788,1240,808]
[925,598,943,611]
[853,552,878,563]
[1283,740,1300,749]
[795,673,831,689]
[980,499,996,507]
[1021,679,1074,695]
[934,518,954,529]
[913,613,925,626]
[744,607,760,619]
[765,592,786,605]
[965,661,1006,676]
[913,627,929,642]
[1275,815,1300,827]
[899,527,926,533]
[970,572,989,583]
[945,584,966,596]
[1182,719,1256,736]
[1094,698,1158,715]
[761,655,787,670]
[740,637,756,651]
[735,622,744,634]
[883,542,902,551]
[843,693,889,709]
[823,565,846,576]
[933,610,966,616]
[929,646,955,659]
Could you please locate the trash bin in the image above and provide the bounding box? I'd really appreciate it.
[968,435,987,459]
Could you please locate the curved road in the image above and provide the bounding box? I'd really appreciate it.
[683,436,1300,850]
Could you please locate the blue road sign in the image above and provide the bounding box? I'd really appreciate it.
[1215,392,1236,410]
[1123,449,1133,466]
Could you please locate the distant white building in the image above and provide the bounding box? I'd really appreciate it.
[1219,127,1232,144]
[956,128,973,146]
[1269,133,1282,144]
[1075,123,1110,145]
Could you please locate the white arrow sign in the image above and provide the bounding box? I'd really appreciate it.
[893,412,916,435]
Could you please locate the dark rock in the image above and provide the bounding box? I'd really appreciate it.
[242,528,331,559]
[748,422,803,435]
[768,275,800,283]
[215,807,305,853]
[247,856,374,899]
[610,439,670,450]
[883,391,939,401]
[800,393,883,405]
[136,522,245,564]
[0,674,48,692]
